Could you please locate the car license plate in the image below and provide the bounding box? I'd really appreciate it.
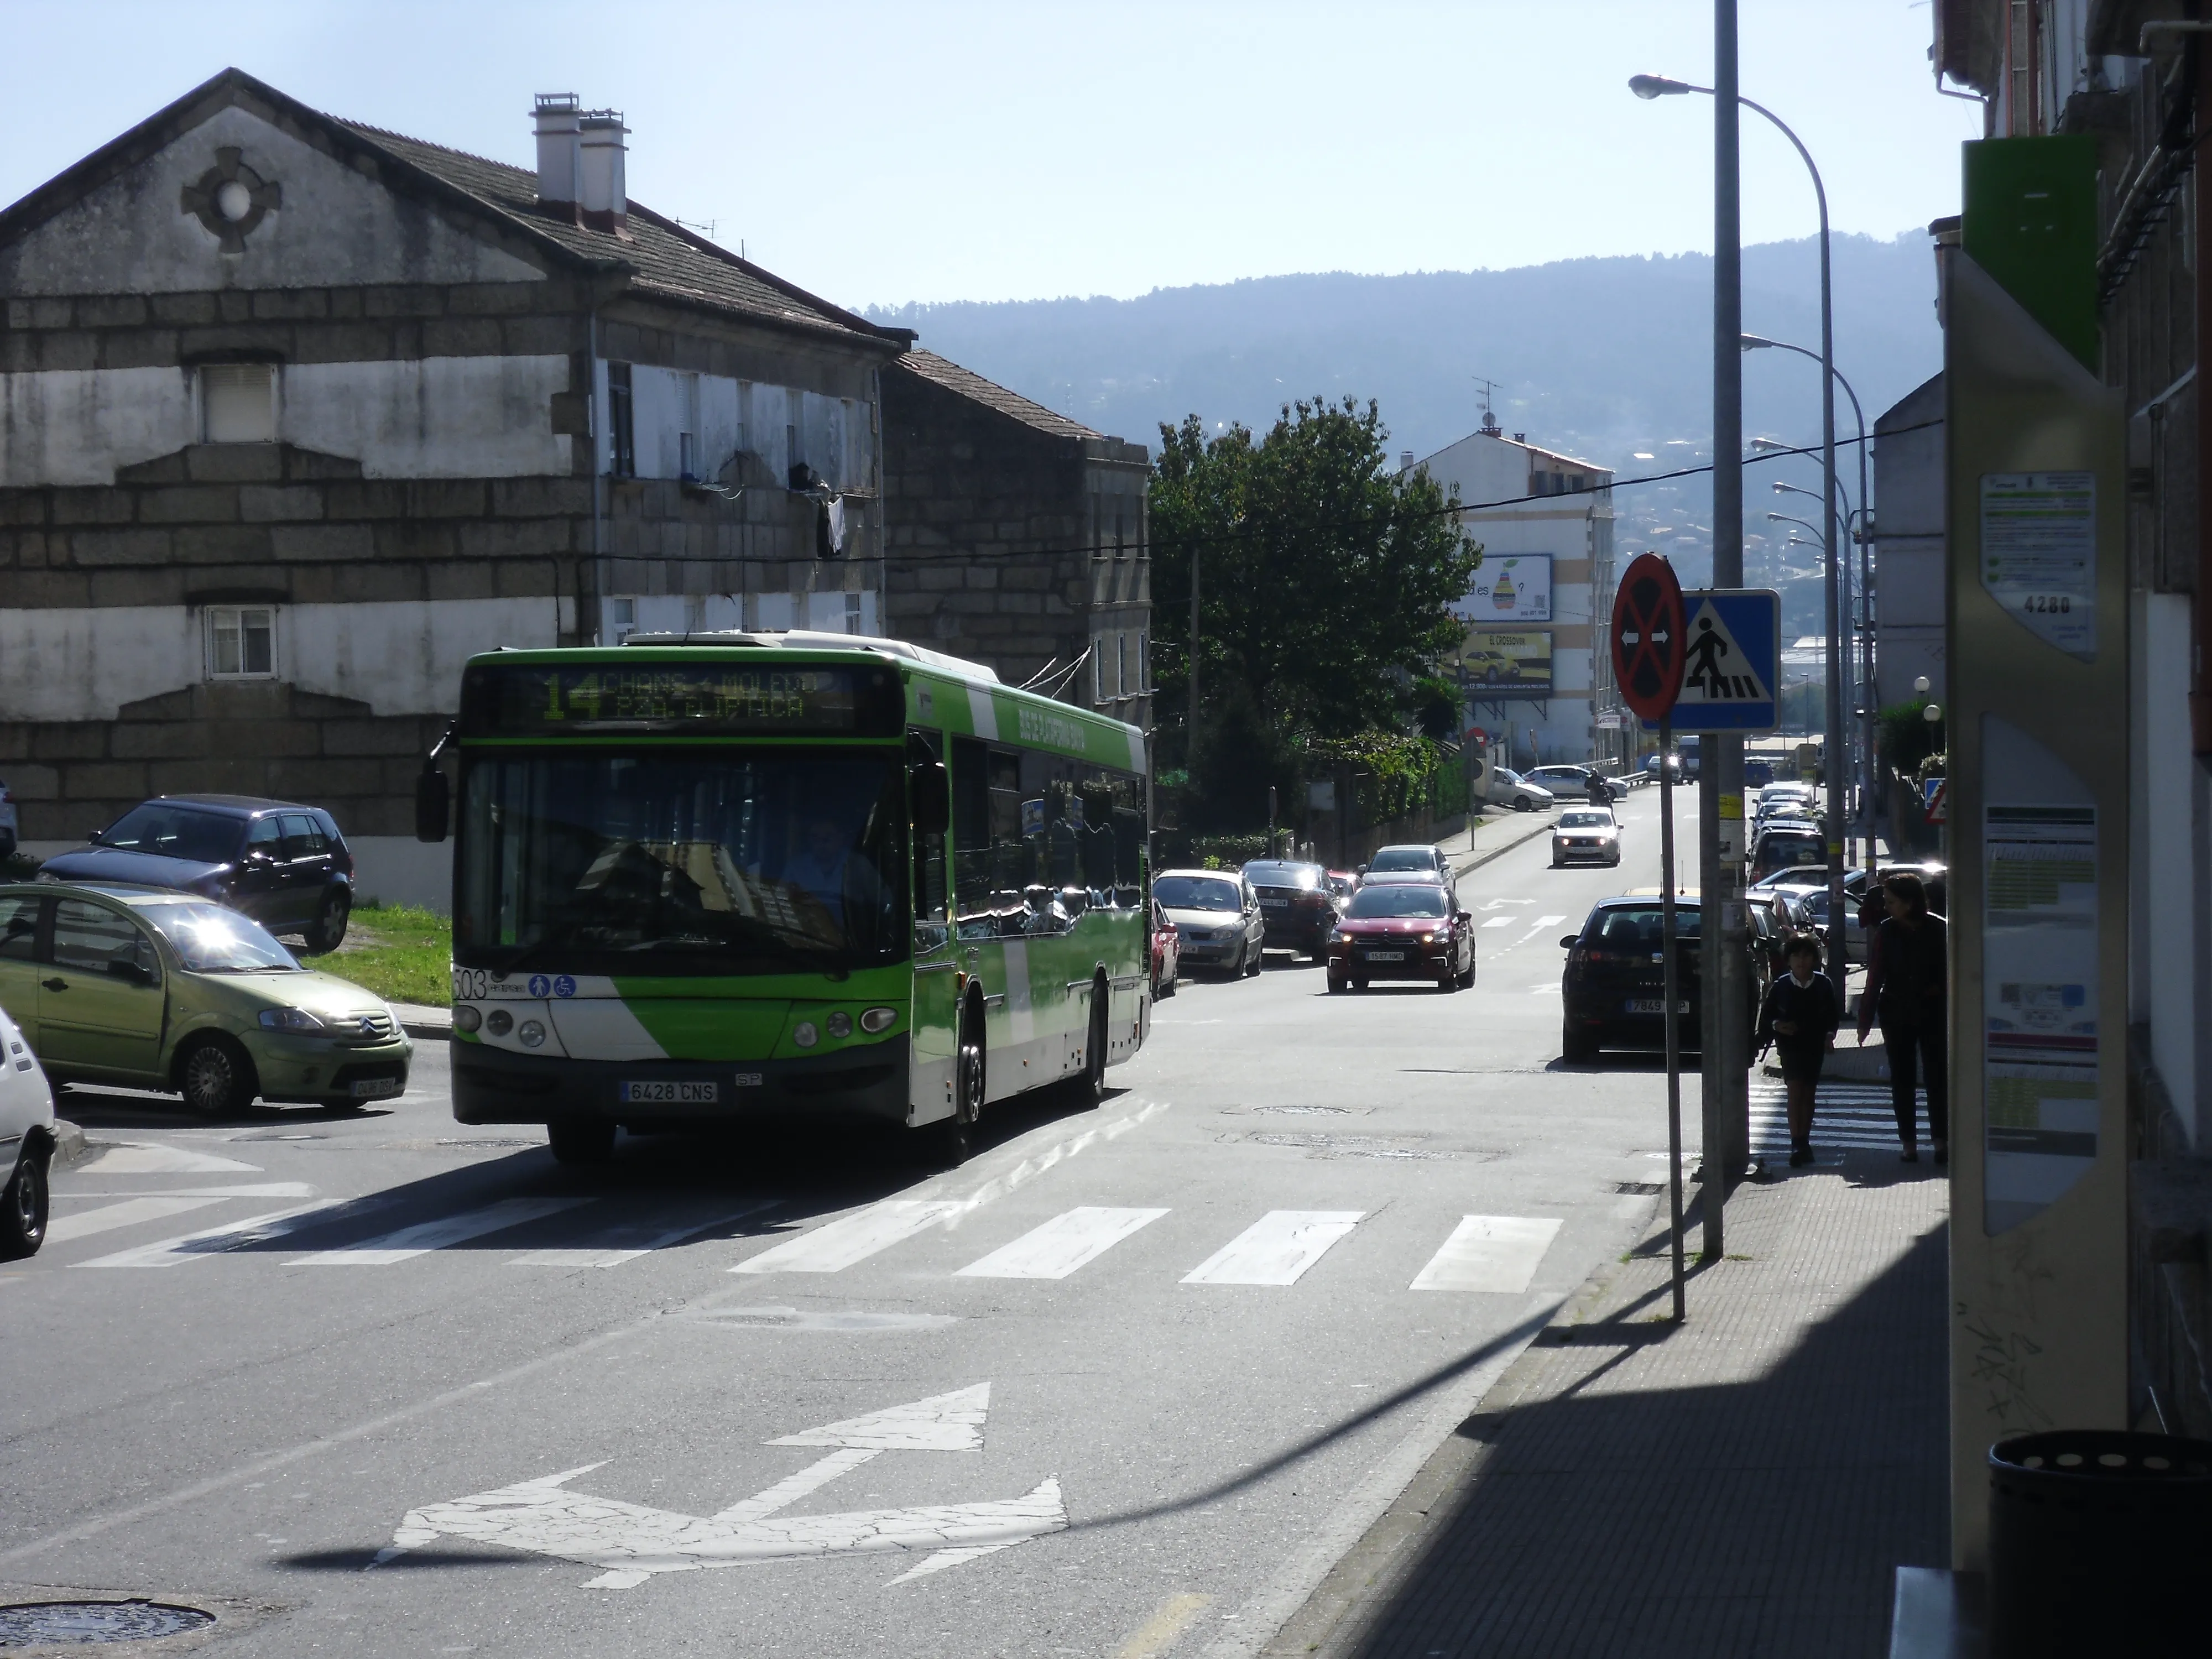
[1626,998,1690,1015]
[1365,950,1406,962]
[619,1080,721,1104]
[350,1076,404,1099]
[1262,898,1288,908]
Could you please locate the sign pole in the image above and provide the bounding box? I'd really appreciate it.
[1660,714,1686,1322]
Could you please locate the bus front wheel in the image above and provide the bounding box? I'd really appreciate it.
[926,1009,985,1167]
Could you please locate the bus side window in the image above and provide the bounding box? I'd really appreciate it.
[909,732,947,932]
[950,736,993,932]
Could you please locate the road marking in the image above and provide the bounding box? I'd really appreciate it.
[286,1196,591,1265]
[1116,1593,1216,1659]
[1480,916,1516,928]
[72,1202,371,1268]
[1530,983,1560,994]
[732,1200,964,1275]
[954,1207,1167,1280]
[1534,915,1567,927]
[373,1383,1063,1589]
[1409,1215,1563,1293]
[1182,1211,1364,1287]
[46,1196,234,1245]
[509,1200,778,1268]
[78,1142,262,1174]
[52,1183,314,1201]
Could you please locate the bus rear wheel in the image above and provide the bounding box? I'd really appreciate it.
[1072,983,1107,1108]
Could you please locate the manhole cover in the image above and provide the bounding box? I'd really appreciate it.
[0,1600,213,1646]
[1239,1133,1453,1161]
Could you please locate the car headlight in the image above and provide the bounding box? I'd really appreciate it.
[1420,932,1435,945]
[258,1006,327,1033]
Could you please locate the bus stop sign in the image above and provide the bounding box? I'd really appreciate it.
[1611,553,1686,723]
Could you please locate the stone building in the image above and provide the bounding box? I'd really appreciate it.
[0,69,910,904]
[881,349,1151,728]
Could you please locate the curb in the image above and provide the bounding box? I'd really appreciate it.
[390,1004,452,1043]
[50,1118,90,1168]
[1448,812,1558,879]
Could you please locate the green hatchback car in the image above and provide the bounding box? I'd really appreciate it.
[0,883,411,1116]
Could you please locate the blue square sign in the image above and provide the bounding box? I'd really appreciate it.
[1641,588,1781,734]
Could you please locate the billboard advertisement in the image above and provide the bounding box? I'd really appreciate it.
[1456,628,1553,701]
[1455,554,1552,623]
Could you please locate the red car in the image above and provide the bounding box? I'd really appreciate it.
[1150,899,1180,997]
[1326,876,1475,993]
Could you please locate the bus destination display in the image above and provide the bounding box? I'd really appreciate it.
[464,662,898,737]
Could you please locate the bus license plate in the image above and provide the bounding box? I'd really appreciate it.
[1365,950,1406,962]
[619,1080,721,1104]
[350,1076,404,1099]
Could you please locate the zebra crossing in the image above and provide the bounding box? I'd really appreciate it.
[56,1186,1568,1294]
[1750,1078,1933,1157]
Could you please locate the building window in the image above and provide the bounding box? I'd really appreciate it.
[603,597,637,645]
[1092,638,1105,703]
[206,606,275,679]
[200,364,275,444]
[843,592,862,634]
[1139,631,1149,691]
[606,361,635,477]
[1117,633,1128,696]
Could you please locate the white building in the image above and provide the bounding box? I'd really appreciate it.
[1412,420,1621,769]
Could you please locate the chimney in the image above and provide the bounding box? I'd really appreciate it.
[1399,450,1416,473]
[533,93,581,215]
[578,108,630,233]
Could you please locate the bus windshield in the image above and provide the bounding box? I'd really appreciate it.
[456,750,906,975]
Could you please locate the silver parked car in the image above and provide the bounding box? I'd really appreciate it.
[1487,768,1558,812]
[0,1002,56,1257]
[1153,870,1267,978]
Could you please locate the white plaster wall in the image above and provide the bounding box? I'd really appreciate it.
[0,596,571,721]
[0,356,570,485]
[2141,593,2197,1132]
[0,104,544,294]
[0,366,194,486]
[348,837,455,914]
[282,357,570,479]
[603,590,876,642]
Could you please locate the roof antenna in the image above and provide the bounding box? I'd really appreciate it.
[1473,375,1503,437]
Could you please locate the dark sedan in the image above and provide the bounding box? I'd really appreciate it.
[1559,895,1704,1062]
[1241,859,1340,962]
[1327,877,1475,993]
[38,795,356,952]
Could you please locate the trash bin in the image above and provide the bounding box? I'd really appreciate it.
[1987,1430,2212,1658]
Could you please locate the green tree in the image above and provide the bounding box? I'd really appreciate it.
[1150,398,1481,746]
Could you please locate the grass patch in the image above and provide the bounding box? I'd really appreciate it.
[306,901,451,1007]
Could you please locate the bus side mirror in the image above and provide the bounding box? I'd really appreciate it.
[415,765,450,844]
[911,762,950,836]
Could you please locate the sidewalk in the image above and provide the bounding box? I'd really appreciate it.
[1265,1144,1949,1658]
[1440,807,1559,879]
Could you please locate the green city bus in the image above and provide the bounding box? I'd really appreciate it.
[417,632,1153,1165]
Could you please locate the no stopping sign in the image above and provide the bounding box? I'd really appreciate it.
[1611,552,1686,724]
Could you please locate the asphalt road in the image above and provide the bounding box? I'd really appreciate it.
[2,787,1700,1659]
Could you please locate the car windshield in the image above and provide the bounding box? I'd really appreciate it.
[1495,768,1522,785]
[1559,811,1612,829]
[97,804,241,864]
[1367,848,1433,872]
[142,901,300,972]
[1585,906,1703,947]
[1155,875,1241,911]
[1244,863,1320,888]
[1347,884,1450,919]
[456,750,906,975]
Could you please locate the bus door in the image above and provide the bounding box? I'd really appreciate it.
[908,733,959,1124]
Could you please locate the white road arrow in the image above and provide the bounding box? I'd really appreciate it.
[369,1383,1062,1589]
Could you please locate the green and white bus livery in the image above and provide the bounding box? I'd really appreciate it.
[420,632,1152,1164]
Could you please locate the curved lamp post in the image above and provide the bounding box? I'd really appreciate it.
[1634,71,1845,959]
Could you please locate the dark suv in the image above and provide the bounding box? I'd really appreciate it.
[39,796,355,952]
[1240,859,1340,961]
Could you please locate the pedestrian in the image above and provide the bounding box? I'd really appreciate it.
[1757,932,1839,1166]
[1857,870,1948,1164]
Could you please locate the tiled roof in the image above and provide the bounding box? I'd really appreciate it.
[339,120,901,347]
[893,348,1102,439]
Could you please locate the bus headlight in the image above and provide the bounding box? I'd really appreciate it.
[452,1004,483,1033]
[860,1006,898,1034]
[518,1019,546,1048]
[486,1009,513,1036]
[826,1011,853,1039]
[793,1021,819,1048]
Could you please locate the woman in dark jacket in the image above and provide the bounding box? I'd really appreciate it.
[1857,870,1948,1163]
[1758,933,1840,1166]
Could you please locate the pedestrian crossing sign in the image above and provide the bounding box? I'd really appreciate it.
[1644,588,1781,734]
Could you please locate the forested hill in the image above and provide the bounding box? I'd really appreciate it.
[865,231,1939,528]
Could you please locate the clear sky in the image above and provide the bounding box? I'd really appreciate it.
[2,1,1981,310]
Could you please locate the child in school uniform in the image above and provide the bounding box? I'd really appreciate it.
[1757,933,1840,1167]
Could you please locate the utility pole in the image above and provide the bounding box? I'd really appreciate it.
[1188,541,1201,784]
[1703,0,1748,1256]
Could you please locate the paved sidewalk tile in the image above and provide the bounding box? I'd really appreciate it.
[1269,1159,1948,1659]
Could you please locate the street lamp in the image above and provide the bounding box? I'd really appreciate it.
[1749,333,1875,865]
[1635,69,1846,992]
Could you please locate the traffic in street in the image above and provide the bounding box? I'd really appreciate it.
[2,789,1704,1659]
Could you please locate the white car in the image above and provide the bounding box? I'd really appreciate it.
[1551,807,1623,867]
[1526,764,1629,804]
[0,1003,56,1257]
[1488,768,1558,812]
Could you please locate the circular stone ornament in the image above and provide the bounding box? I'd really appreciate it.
[179,145,281,253]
